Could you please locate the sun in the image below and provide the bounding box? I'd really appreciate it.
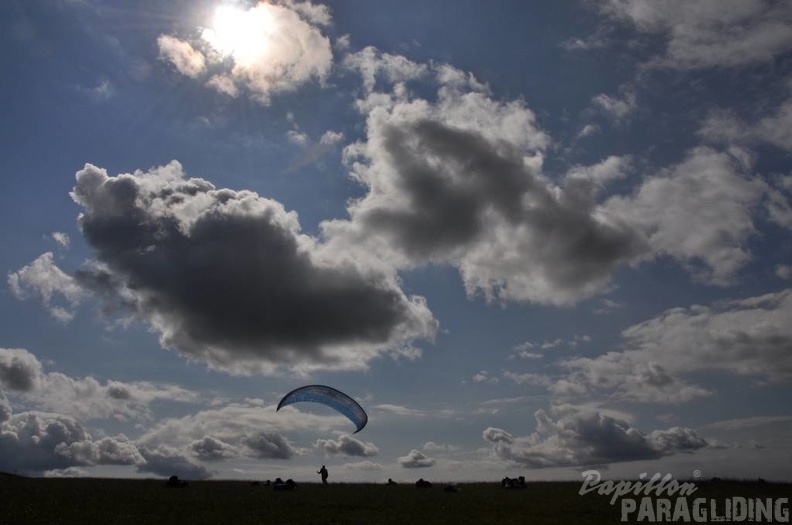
[202,4,274,66]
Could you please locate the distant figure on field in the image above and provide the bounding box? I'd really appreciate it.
[273,478,297,491]
[501,476,526,489]
[415,478,432,489]
[164,475,188,488]
[387,478,398,486]
[318,465,329,485]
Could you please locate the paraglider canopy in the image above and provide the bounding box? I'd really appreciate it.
[277,384,368,433]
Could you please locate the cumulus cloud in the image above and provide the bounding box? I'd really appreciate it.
[557,289,792,403]
[135,400,346,455]
[398,449,436,468]
[157,35,206,78]
[0,348,43,392]
[0,395,11,423]
[316,433,379,457]
[8,252,84,321]
[321,62,648,305]
[159,1,333,105]
[603,147,766,285]
[243,432,299,459]
[0,411,145,474]
[600,0,792,69]
[189,436,239,460]
[0,348,198,421]
[484,405,708,468]
[137,445,212,479]
[67,161,435,374]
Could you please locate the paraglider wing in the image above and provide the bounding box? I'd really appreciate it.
[277,385,368,433]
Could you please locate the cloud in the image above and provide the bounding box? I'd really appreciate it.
[189,436,239,460]
[423,441,458,452]
[67,161,436,374]
[157,35,206,78]
[159,1,333,105]
[766,175,792,230]
[0,395,11,423]
[0,348,198,422]
[0,348,43,391]
[591,91,637,122]
[600,0,792,69]
[0,411,145,475]
[316,433,379,457]
[287,129,345,172]
[558,288,792,402]
[398,449,436,468]
[603,147,766,285]
[322,64,647,306]
[343,46,428,93]
[52,232,70,249]
[8,252,84,322]
[137,445,212,479]
[344,460,382,471]
[135,401,347,454]
[700,95,792,153]
[243,432,299,459]
[472,370,499,384]
[777,265,792,280]
[484,405,708,468]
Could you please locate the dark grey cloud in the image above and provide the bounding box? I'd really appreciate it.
[484,407,708,468]
[243,432,297,459]
[69,161,436,374]
[0,348,42,392]
[316,433,379,457]
[0,411,144,474]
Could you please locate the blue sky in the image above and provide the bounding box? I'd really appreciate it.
[1,0,791,482]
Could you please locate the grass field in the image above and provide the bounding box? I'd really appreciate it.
[0,473,788,524]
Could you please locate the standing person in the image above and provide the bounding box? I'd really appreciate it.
[318,465,328,485]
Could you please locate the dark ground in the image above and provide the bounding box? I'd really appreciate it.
[0,473,788,524]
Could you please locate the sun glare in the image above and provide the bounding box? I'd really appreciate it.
[203,4,273,66]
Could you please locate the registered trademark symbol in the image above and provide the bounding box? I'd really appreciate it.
[693,470,701,478]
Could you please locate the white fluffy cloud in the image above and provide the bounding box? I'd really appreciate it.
[64,161,435,374]
[159,1,333,105]
[157,35,206,78]
[484,405,708,468]
[8,252,84,322]
[398,449,436,468]
[601,0,792,69]
[603,147,766,285]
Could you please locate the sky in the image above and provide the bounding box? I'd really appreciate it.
[1,0,791,483]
